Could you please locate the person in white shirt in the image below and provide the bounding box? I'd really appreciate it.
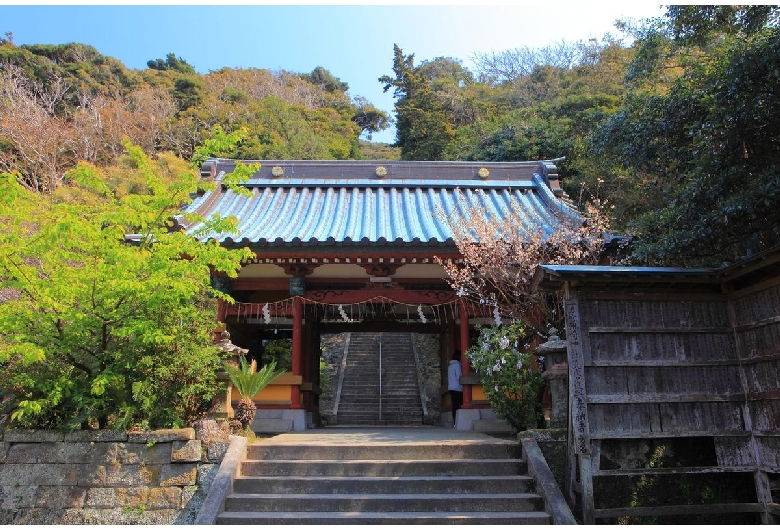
[448,350,463,427]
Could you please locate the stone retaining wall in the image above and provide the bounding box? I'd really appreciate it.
[0,426,230,524]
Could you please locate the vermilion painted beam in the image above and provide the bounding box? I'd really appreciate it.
[302,290,459,305]
[229,278,454,291]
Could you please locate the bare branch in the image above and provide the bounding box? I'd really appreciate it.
[436,192,609,330]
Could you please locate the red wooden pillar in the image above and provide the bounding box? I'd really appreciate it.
[459,299,472,409]
[291,296,303,408]
[301,307,313,412]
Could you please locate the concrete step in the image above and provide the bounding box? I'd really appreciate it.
[216,425,553,526]
[335,408,421,413]
[240,459,525,477]
[340,383,419,388]
[473,418,513,433]
[223,492,544,513]
[336,402,417,407]
[336,399,422,404]
[335,332,424,428]
[217,510,550,524]
[233,475,535,494]
[246,443,521,460]
[336,410,422,418]
[335,411,423,418]
[336,410,422,417]
[336,407,422,414]
[333,420,425,427]
[337,408,422,420]
[333,421,425,427]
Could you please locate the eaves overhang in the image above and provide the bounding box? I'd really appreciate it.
[532,245,780,293]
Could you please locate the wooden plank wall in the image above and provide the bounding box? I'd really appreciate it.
[567,281,780,524]
[730,281,780,518]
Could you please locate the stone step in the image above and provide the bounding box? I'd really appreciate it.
[336,408,422,414]
[336,395,422,400]
[332,420,425,427]
[336,332,422,427]
[340,382,420,388]
[335,411,422,417]
[334,416,423,422]
[336,407,421,413]
[217,423,554,525]
[339,388,420,393]
[333,419,424,427]
[339,393,420,400]
[246,442,521,461]
[233,475,534,494]
[334,414,423,421]
[337,404,422,410]
[217,510,550,525]
[335,396,422,402]
[341,379,418,384]
[223,492,544,513]
[336,407,420,412]
[246,440,525,462]
[240,459,525,477]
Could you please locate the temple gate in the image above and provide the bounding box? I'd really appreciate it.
[178,159,581,430]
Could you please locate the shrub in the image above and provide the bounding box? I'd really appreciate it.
[223,357,284,428]
[466,322,544,431]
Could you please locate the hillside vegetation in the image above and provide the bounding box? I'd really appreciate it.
[2,5,780,266]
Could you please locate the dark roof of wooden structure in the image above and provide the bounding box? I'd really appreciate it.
[532,245,780,292]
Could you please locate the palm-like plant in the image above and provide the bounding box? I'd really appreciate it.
[223,356,285,429]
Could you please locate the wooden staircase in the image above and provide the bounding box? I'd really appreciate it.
[334,332,424,426]
[216,431,552,524]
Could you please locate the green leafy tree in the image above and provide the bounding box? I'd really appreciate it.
[262,338,292,372]
[0,141,255,430]
[379,45,455,160]
[147,53,196,74]
[170,75,205,112]
[351,96,390,140]
[303,66,349,93]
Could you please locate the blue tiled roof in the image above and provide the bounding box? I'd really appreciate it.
[178,159,581,247]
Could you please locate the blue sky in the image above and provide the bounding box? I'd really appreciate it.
[1,3,665,143]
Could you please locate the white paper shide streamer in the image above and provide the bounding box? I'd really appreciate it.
[417,305,427,323]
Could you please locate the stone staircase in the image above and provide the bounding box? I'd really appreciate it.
[216,433,552,524]
[335,333,424,426]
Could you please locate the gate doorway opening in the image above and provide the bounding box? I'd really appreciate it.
[320,332,444,427]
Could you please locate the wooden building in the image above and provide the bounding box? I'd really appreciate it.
[178,158,581,430]
[533,248,780,524]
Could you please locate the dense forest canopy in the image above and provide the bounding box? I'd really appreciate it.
[2,5,779,266]
[378,6,780,266]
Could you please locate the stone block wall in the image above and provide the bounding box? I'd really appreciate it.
[0,427,230,524]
